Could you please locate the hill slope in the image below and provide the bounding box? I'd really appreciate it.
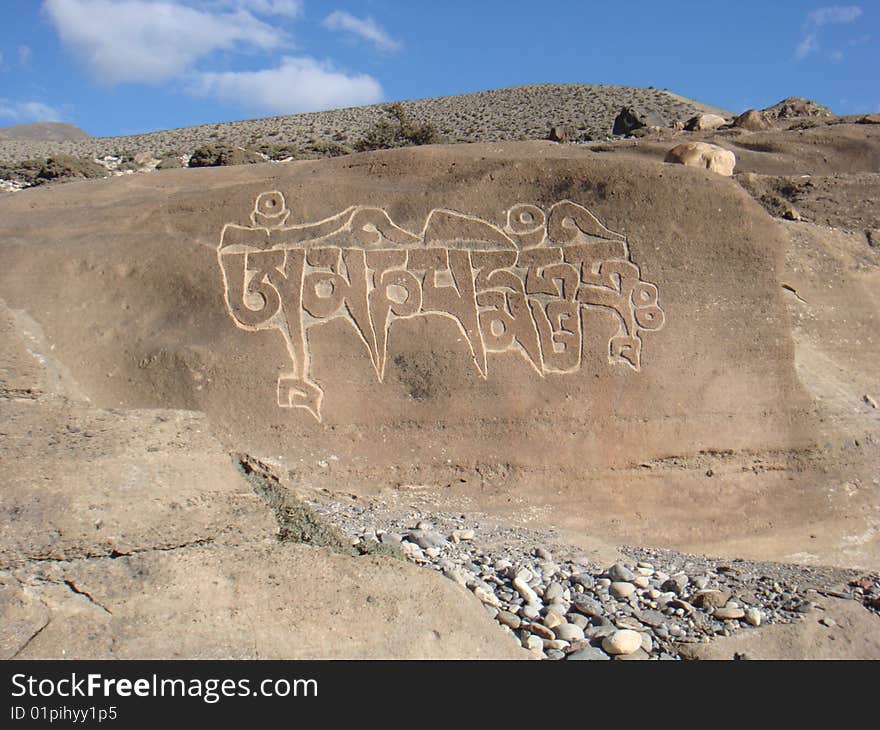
[0,84,728,162]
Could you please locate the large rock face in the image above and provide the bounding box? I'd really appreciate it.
[1,141,876,567]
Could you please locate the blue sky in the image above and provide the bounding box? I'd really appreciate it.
[0,1,877,137]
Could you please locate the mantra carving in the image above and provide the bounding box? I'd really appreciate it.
[218,191,666,420]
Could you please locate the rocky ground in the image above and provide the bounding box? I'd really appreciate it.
[300,487,880,660]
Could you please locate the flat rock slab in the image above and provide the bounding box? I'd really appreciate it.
[0,141,876,567]
[2,543,526,659]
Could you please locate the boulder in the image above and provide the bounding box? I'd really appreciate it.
[733,109,775,131]
[664,141,736,176]
[611,107,662,136]
[548,125,574,143]
[684,113,727,131]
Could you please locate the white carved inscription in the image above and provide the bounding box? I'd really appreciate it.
[218,191,666,420]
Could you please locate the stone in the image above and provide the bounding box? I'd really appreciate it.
[714,606,746,620]
[543,609,565,630]
[567,613,589,630]
[528,622,555,640]
[744,608,762,627]
[571,595,604,617]
[633,576,651,589]
[684,113,727,131]
[610,582,636,599]
[762,96,833,120]
[380,531,403,545]
[406,529,447,550]
[640,633,654,653]
[545,649,566,660]
[692,590,732,609]
[570,572,595,589]
[450,528,475,542]
[555,622,585,642]
[520,603,541,620]
[513,576,540,605]
[614,648,649,661]
[547,125,574,143]
[523,635,543,651]
[661,574,689,595]
[733,109,775,131]
[496,610,521,630]
[567,646,610,661]
[601,629,643,656]
[664,141,736,176]
[613,107,647,136]
[533,546,553,561]
[608,562,635,582]
[542,639,569,651]
[544,581,564,603]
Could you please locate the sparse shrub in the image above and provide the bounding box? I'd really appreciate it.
[305,140,352,158]
[256,142,302,160]
[0,155,108,186]
[188,144,264,167]
[157,155,183,170]
[355,102,442,152]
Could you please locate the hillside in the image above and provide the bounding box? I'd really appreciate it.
[0,121,91,143]
[0,84,728,163]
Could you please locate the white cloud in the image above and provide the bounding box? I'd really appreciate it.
[829,50,845,62]
[190,55,383,113]
[322,10,400,52]
[795,5,863,60]
[208,0,302,17]
[807,5,862,26]
[43,0,289,84]
[796,32,819,59]
[0,100,62,122]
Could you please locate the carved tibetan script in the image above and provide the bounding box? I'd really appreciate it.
[218,191,666,420]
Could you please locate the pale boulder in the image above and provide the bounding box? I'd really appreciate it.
[664,141,736,176]
[685,113,727,131]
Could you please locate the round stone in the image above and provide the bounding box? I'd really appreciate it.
[555,623,585,642]
[497,610,521,630]
[610,582,637,599]
[609,563,636,582]
[744,608,762,626]
[601,629,643,656]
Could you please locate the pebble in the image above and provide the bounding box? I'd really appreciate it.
[496,610,521,630]
[406,529,447,550]
[820,617,837,628]
[744,608,762,626]
[523,635,543,651]
[614,648,649,661]
[567,614,588,630]
[567,646,610,661]
[640,633,654,653]
[601,629,643,656]
[544,581,565,603]
[633,576,651,589]
[571,595,604,617]
[555,623,585,642]
[513,576,540,604]
[661,574,688,595]
[714,606,746,620]
[543,610,565,630]
[529,623,556,640]
[609,563,636,582]
[693,590,731,609]
[611,582,637,599]
[520,603,541,620]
